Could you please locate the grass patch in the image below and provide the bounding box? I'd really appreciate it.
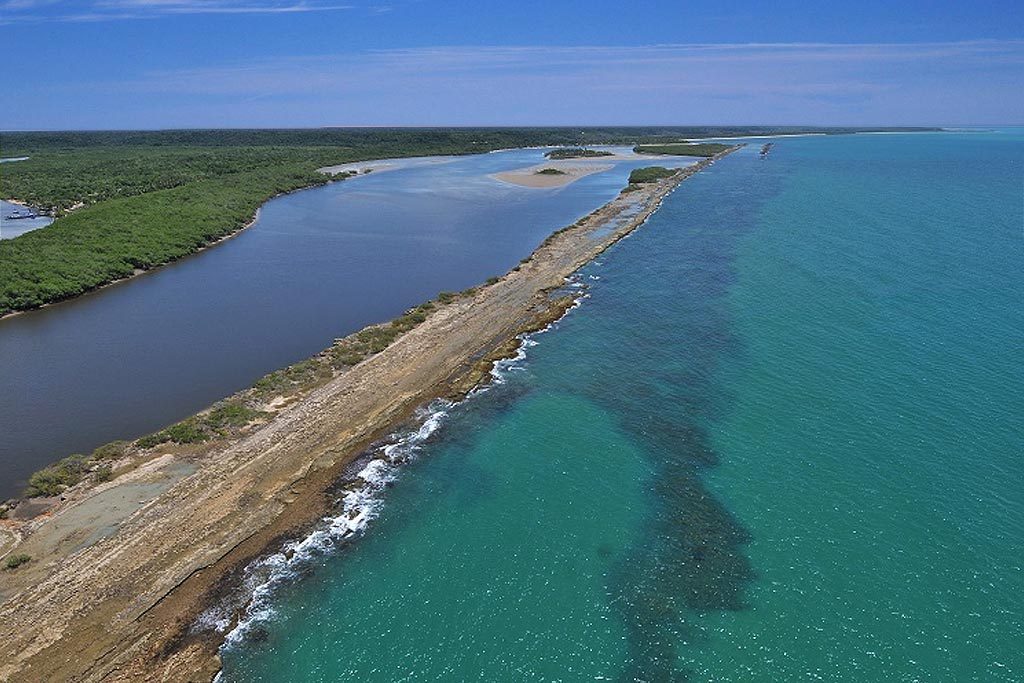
[535,168,567,175]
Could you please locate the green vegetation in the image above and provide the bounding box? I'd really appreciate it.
[135,398,264,448]
[93,464,114,484]
[628,166,679,184]
[4,554,31,571]
[535,168,567,175]
[24,454,90,497]
[21,439,133,496]
[544,147,614,160]
[90,440,129,460]
[634,142,732,157]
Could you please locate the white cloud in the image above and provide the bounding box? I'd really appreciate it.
[2,0,351,21]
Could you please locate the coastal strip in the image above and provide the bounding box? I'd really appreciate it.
[0,147,739,682]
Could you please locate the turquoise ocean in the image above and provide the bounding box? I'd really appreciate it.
[218,130,1023,681]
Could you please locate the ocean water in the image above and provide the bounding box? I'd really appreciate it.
[217,129,1023,681]
[0,147,678,496]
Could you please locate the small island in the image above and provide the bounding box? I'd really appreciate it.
[544,147,616,160]
[634,142,733,157]
[628,166,680,184]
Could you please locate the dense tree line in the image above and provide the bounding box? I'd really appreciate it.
[633,142,733,157]
[1,125,937,155]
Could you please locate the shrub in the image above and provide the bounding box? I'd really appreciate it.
[163,418,208,444]
[25,454,89,497]
[136,432,167,449]
[206,401,260,430]
[330,349,366,368]
[4,554,31,570]
[437,291,457,304]
[91,440,129,461]
[93,464,113,483]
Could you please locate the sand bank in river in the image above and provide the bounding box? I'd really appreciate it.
[0,148,739,682]
[318,156,456,177]
[492,149,698,188]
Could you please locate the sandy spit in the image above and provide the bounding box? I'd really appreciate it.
[0,147,739,682]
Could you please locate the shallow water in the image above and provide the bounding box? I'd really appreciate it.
[0,200,52,240]
[0,147,673,496]
[219,130,1024,681]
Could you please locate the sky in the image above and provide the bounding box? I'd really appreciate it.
[1,0,1022,130]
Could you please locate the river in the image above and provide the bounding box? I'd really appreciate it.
[0,147,681,497]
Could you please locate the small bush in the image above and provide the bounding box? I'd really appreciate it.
[392,310,427,332]
[25,454,89,497]
[206,401,260,430]
[93,464,113,483]
[136,432,167,449]
[91,440,129,461]
[486,276,499,285]
[163,418,208,444]
[437,291,457,304]
[4,554,31,570]
[330,348,366,368]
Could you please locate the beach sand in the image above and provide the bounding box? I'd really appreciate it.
[0,148,737,682]
[492,162,613,188]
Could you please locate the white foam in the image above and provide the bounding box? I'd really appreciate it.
[203,275,594,657]
[202,401,450,650]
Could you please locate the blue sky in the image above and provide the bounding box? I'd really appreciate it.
[2,0,1022,129]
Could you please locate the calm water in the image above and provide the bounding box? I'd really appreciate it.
[0,148,673,496]
[0,200,52,240]
[220,131,1024,681]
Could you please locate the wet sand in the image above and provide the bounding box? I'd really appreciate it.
[0,147,738,682]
